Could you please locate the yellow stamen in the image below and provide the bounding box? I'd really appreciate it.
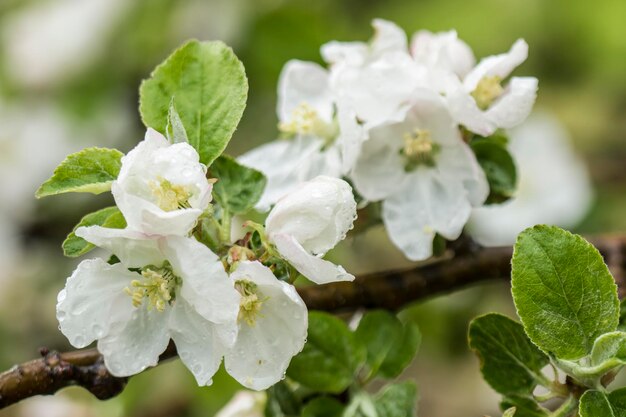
[124,264,179,312]
[148,177,193,212]
[278,103,336,139]
[402,129,439,169]
[471,75,504,110]
[235,279,266,327]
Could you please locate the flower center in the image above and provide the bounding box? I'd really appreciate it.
[125,262,181,312]
[148,177,193,212]
[234,278,266,327]
[278,102,336,140]
[471,75,504,110]
[402,129,439,170]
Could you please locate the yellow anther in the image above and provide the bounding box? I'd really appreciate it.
[235,279,266,327]
[124,264,179,312]
[148,177,192,212]
[471,75,504,110]
[402,129,439,169]
[278,103,336,139]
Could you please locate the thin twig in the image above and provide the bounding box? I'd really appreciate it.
[2,234,626,409]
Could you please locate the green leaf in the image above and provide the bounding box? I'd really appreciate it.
[470,136,516,204]
[301,397,344,417]
[354,310,403,378]
[618,299,626,332]
[139,40,248,166]
[62,207,126,257]
[511,225,619,360]
[166,100,188,144]
[36,148,123,198]
[264,381,300,417]
[469,313,549,396]
[502,408,517,417]
[378,322,421,379]
[500,396,549,417]
[209,155,266,214]
[579,391,615,417]
[287,312,366,393]
[374,382,418,417]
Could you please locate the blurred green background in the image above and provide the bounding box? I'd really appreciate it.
[0,0,624,416]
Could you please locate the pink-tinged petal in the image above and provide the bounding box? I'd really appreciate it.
[272,233,354,284]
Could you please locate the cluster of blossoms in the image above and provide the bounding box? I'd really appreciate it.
[57,129,357,389]
[240,19,538,260]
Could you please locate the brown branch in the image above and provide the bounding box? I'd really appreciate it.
[2,234,626,409]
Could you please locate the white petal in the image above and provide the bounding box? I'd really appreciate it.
[225,261,308,390]
[160,236,240,325]
[57,259,135,348]
[336,103,367,174]
[169,298,234,386]
[382,171,471,261]
[265,176,356,255]
[112,180,204,237]
[321,41,369,66]
[97,306,170,377]
[370,18,408,57]
[350,122,407,201]
[437,142,489,207]
[485,77,538,129]
[277,60,333,123]
[410,30,475,78]
[238,137,342,211]
[113,128,210,236]
[75,226,163,268]
[272,233,354,284]
[216,391,266,417]
[445,83,496,136]
[463,39,528,91]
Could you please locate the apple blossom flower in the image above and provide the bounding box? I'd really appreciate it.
[445,39,538,136]
[351,89,488,261]
[112,128,213,236]
[468,113,593,246]
[225,261,307,390]
[216,391,266,417]
[265,176,356,284]
[57,228,240,385]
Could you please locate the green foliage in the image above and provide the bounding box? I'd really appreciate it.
[470,134,516,204]
[511,225,619,359]
[287,312,367,393]
[378,321,421,379]
[579,388,626,416]
[209,155,267,214]
[618,300,626,332]
[500,396,549,417]
[139,40,248,166]
[265,381,301,417]
[301,398,345,417]
[355,310,403,378]
[165,100,188,144]
[36,147,123,198]
[62,207,126,257]
[469,313,549,396]
[374,382,418,417]
[502,408,517,417]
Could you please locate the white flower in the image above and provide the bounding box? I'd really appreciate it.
[468,113,593,246]
[57,229,240,385]
[112,128,213,236]
[265,176,356,284]
[410,30,475,91]
[224,261,307,390]
[351,89,488,261]
[216,391,267,417]
[322,19,426,129]
[445,39,538,136]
